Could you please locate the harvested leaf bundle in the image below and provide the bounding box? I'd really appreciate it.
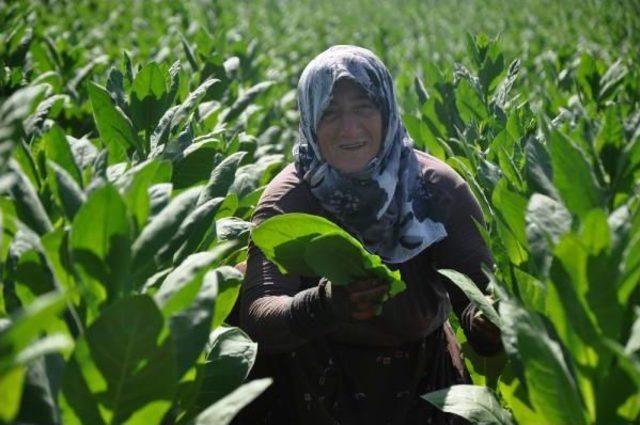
[251,213,406,297]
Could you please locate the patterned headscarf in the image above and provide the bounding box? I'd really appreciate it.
[294,45,447,263]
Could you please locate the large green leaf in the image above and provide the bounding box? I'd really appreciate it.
[580,210,624,339]
[251,212,363,277]
[0,291,72,423]
[549,129,604,218]
[41,229,76,297]
[0,83,50,170]
[236,185,266,218]
[229,154,285,199]
[155,251,223,317]
[130,62,169,138]
[46,161,86,220]
[6,136,39,188]
[456,77,487,123]
[159,197,224,265]
[197,151,246,205]
[150,77,219,155]
[0,208,3,266]
[492,59,519,107]
[525,194,571,276]
[172,140,221,189]
[491,178,528,248]
[403,114,446,159]
[210,267,243,329]
[422,385,514,425]
[576,53,599,102]
[88,81,142,156]
[460,340,507,389]
[131,186,201,282]
[304,233,405,296]
[117,159,172,231]
[252,213,405,295]
[70,184,131,310]
[181,326,257,422]
[220,81,275,124]
[216,217,251,244]
[497,217,530,270]
[512,267,546,314]
[499,294,588,425]
[0,366,26,422]
[43,125,83,186]
[8,160,52,235]
[523,136,559,200]
[598,59,628,101]
[0,291,69,367]
[497,365,539,425]
[626,307,640,355]
[596,338,640,423]
[550,235,602,344]
[173,78,220,128]
[157,260,221,378]
[60,295,176,425]
[545,267,601,414]
[10,233,57,305]
[214,192,239,220]
[15,353,65,424]
[151,251,245,380]
[303,232,370,284]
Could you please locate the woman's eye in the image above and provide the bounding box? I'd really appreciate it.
[322,110,338,120]
[356,104,376,113]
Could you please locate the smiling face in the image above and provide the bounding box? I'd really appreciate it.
[316,79,383,173]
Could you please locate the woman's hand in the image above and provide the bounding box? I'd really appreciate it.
[325,278,390,321]
[461,296,503,355]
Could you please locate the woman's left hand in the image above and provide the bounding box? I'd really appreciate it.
[327,278,390,321]
[462,298,503,355]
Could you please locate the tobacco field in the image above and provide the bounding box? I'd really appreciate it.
[0,0,639,423]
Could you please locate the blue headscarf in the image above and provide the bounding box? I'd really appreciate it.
[294,45,447,263]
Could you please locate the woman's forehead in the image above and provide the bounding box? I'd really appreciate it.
[329,79,373,102]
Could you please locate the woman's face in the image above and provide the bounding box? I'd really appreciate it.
[316,79,383,173]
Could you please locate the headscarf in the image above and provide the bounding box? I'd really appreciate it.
[294,45,447,264]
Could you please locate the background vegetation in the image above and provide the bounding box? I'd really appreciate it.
[1,0,638,423]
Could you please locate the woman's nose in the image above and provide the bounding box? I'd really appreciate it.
[338,112,360,137]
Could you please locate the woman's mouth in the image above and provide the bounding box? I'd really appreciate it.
[338,141,366,150]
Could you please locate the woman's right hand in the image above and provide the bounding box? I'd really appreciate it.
[325,278,390,321]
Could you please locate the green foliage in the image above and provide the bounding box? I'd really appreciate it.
[0,0,638,424]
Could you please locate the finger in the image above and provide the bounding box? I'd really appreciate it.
[349,285,389,304]
[471,318,501,342]
[352,300,381,312]
[346,280,372,293]
[349,284,388,299]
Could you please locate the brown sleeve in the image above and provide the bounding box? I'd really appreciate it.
[432,181,502,356]
[240,167,342,354]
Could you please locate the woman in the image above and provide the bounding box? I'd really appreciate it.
[238,45,501,425]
